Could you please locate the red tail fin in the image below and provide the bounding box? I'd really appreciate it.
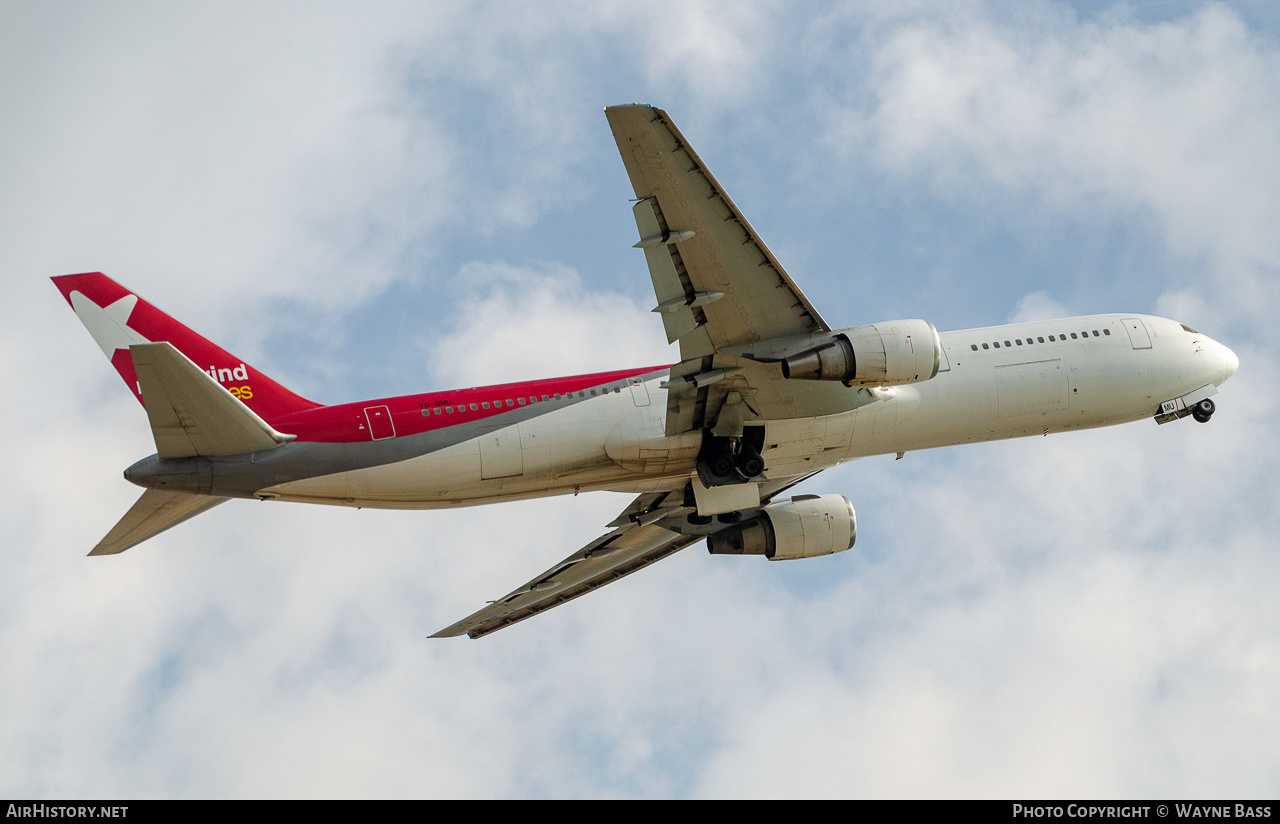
[52,272,321,421]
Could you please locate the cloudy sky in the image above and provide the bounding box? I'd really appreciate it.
[3,0,1278,798]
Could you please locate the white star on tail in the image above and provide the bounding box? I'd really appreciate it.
[69,291,150,358]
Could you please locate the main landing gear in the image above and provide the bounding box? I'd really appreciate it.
[696,431,765,488]
[685,429,768,530]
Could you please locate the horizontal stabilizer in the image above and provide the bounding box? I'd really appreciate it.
[90,489,228,556]
[131,342,296,458]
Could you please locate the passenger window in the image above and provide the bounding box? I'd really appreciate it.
[506,399,513,406]
[470,403,478,411]
[1005,341,1012,347]
[543,395,550,401]
[1104,329,1111,336]
[1038,337,1045,343]
[434,408,442,415]
[446,407,454,413]
[971,344,978,351]
[993,341,1000,348]
[481,402,490,409]
[554,394,561,400]
[1016,339,1023,345]
[518,398,526,405]
[421,410,428,416]
[1092,330,1099,337]
[982,343,990,349]
[1049,336,1055,341]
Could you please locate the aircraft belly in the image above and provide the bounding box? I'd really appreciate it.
[263,392,656,506]
[267,439,484,504]
[761,409,857,477]
[604,412,701,475]
[846,331,1195,456]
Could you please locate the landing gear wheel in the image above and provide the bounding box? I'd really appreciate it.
[687,513,713,526]
[698,434,755,486]
[1192,398,1216,423]
[707,444,736,478]
[734,444,764,478]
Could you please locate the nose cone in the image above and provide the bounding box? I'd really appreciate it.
[1207,338,1239,386]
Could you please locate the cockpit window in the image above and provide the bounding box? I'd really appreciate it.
[1181,323,1199,333]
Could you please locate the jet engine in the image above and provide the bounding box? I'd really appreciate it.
[781,319,941,386]
[707,494,856,561]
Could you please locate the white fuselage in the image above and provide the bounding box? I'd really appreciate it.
[265,314,1238,509]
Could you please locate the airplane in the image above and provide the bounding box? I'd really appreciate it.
[53,104,1240,639]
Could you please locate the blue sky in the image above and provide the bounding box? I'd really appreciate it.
[2,0,1278,797]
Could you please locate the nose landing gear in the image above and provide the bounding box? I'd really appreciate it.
[1191,398,1216,423]
[1155,395,1218,425]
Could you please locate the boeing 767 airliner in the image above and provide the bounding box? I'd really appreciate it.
[54,104,1239,638]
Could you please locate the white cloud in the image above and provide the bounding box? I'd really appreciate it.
[855,4,1280,324]
[430,261,673,385]
[626,0,775,108]
[1008,289,1070,323]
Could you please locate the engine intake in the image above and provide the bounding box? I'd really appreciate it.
[781,319,941,386]
[707,494,857,561]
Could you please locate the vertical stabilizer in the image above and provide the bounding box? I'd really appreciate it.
[52,272,321,422]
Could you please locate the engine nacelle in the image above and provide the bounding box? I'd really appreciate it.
[781,319,941,386]
[707,494,857,561]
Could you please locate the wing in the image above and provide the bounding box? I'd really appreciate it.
[606,105,846,437]
[605,104,829,359]
[433,476,819,639]
[430,521,700,640]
